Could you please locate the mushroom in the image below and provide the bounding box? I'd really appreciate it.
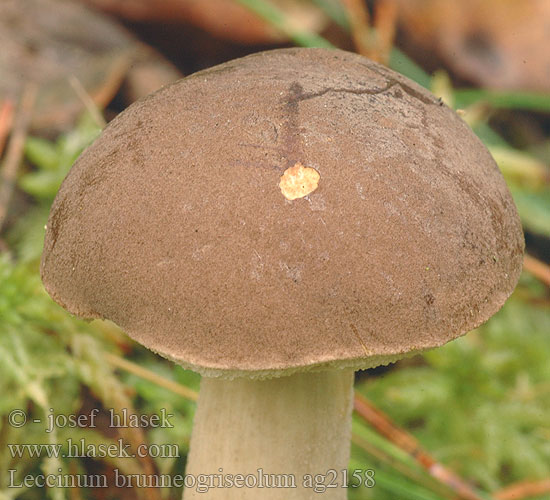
[41,48,524,499]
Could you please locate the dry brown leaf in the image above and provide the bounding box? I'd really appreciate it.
[78,0,328,44]
[395,0,550,92]
[0,0,140,131]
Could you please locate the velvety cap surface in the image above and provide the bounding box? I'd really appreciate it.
[41,48,524,377]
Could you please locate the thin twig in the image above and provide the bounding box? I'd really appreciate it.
[106,351,196,500]
[494,479,550,500]
[523,254,550,287]
[0,414,11,489]
[341,0,372,57]
[106,352,199,402]
[69,75,107,128]
[0,85,37,232]
[107,377,163,500]
[352,432,457,500]
[0,99,15,157]
[354,392,485,500]
[373,0,397,65]
[68,461,85,500]
[88,52,133,109]
[340,0,397,64]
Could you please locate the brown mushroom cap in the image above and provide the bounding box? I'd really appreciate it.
[41,48,524,378]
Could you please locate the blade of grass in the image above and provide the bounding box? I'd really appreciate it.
[510,187,550,237]
[234,0,334,48]
[473,122,509,147]
[311,0,349,29]
[389,48,432,88]
[455,88,550,112]
[106,352,199,402]
[351,431,458,500]
[0,85,37,232]
[354,392,486,500]
[371,467,452,500]
[239,0,434,90]
[68,76,106,129]
[490,146,550,190]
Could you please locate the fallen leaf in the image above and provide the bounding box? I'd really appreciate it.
[395,0,550,92]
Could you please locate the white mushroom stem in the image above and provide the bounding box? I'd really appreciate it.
[183,369,355,500]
